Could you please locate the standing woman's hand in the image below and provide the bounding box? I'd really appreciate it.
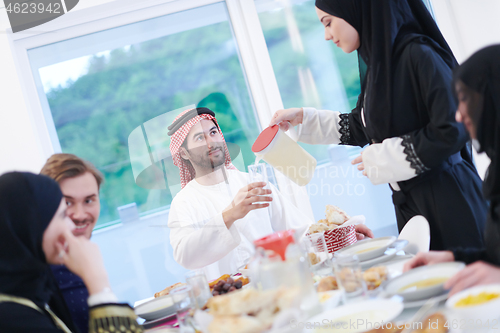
[57,229,111,295]
[269,108,304,131]
[351,151,367,176]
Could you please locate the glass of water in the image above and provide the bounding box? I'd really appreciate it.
[302,232,332,276]
[331,253,367,302]
[247,163,272,218]
[170,285,197,332]
[185,270,212,309]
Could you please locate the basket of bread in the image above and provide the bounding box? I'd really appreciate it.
[307,205,357,253]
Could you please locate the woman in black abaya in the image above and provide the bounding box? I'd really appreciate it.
[0,172,142,332]
[404,45,500,296]
[270,0,487,251]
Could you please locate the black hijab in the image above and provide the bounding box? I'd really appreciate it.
[453,45,500,202]
[0,172,78,332]
[315,0,458,142]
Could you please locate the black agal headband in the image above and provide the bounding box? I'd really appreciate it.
[167,107,216,136]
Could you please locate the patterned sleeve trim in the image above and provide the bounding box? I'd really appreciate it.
[338,113,351,145]
[401,134,430,174]
[89,304,143,333]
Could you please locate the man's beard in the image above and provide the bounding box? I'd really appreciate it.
[187,145,226,170]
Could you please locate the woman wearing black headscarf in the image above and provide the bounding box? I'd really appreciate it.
[270,0,487,251]
[404,45,500,296]
[0,172,142,332]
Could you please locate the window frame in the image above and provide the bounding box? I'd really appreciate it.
[7,0,314,223]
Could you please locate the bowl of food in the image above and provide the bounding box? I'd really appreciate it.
[335,236,397,262]
[134,295,176,321]
[317,290,343,310]
[446,284,500,322]
[384,262,465,302]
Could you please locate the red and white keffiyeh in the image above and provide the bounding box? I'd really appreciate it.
[169,108,236,188]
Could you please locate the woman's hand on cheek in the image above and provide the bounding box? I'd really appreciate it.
[58,229,110,295]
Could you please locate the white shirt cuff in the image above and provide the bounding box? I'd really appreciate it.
[293,107,342,145]
[88,288,119,307]
[217,212,241,244]
[362,137,418,185]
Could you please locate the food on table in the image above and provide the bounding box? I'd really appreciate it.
[325,205,350,225]
[308,252,320,265]
[316,266,387,292]
[416,312,448,333]
[308,205,351,234]
[154,282,186,298]
[356,246,381,254]
[211,276,250,296]
[208,274,231,289]
[365,312,448,333]
[398,277,448,293]
[364,326,403,333]
[207,316,264,333]
[308,222,330,234]
[155,274,249,299]
[454,291,500,307]
[317,291,334,303]
[363,266,388,290]
[317,276,338,292]
[206,287,300,333]
[337,267,363,293]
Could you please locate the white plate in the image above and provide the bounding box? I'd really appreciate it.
[335,236,397,261]
[402,291,449,308]
[134,295,176,321]
[384,262,465,302]
[304,299,403,333]
[360,240,408,269]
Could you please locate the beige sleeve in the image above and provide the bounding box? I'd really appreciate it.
[89,304,143,333]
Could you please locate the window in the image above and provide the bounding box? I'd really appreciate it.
[31,2,260,228]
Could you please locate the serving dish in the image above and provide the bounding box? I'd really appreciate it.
[384,262,464,302]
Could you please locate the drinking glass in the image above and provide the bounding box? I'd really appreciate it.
[302,232,332,277]
[170,285,197,333]
[331,253,367,302]
[185,270,212,309]
[248,163,272,218]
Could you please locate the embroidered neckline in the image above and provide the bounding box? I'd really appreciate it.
[401,134,430,174]
[339,113,351,145]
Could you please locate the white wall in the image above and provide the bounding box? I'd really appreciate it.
[432,0,500,178]
[432,0,500,63]
[1,0,499,175]
[0,0,116,174]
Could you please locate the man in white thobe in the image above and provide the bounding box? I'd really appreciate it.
[167,108,312,280]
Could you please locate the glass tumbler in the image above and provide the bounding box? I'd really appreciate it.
[170,285,196,333]
[185,270,212,309]
[302,232,332,277]
[248,163,272,218]
[331,253,367,302]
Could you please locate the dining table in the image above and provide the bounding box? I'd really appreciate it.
[139,251,499,333]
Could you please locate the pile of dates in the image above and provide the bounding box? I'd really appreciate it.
[211,277,243,296]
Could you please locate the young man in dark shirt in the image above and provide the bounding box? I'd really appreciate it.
[41,153,102,333]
